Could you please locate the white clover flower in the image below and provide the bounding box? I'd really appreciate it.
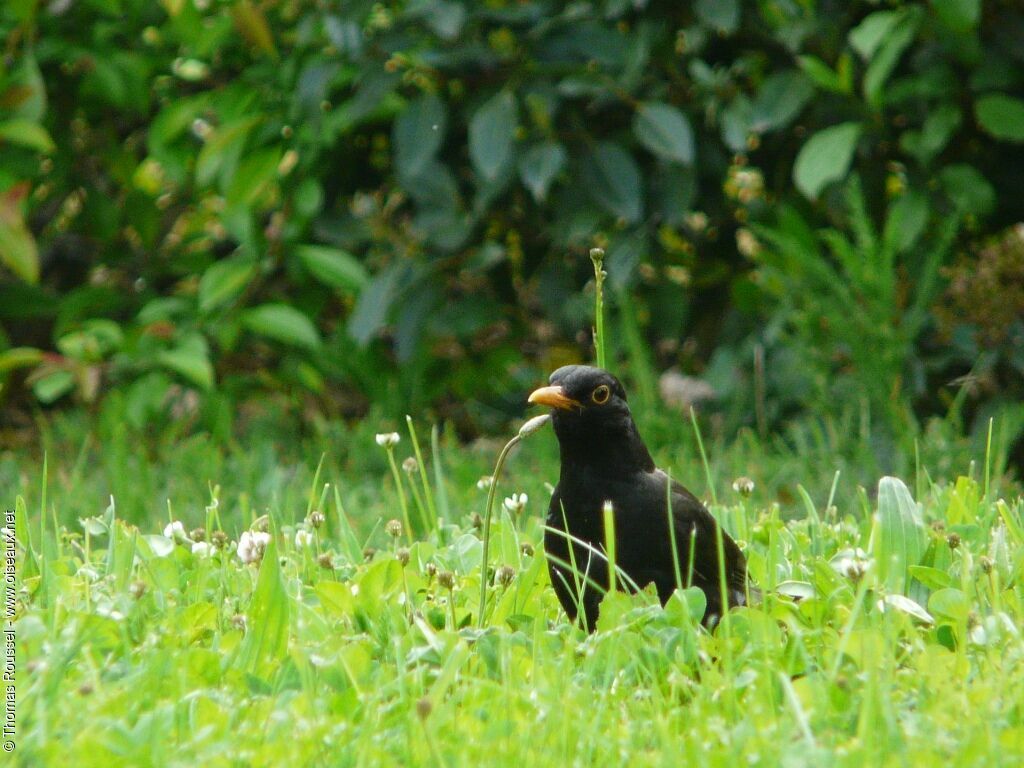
[191,541,213,558]
[731,477,755,496]
[375,432,401,448]
[830,548,871,581]
[294,529,315,549]
[238,530,272,564]
[503,493,528,515]
[163,520,189,543]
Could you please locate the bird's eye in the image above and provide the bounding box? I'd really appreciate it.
[591,384,611,404]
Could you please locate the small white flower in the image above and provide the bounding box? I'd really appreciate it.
[295,529,314,549]
[163,521,189,543]
[830,548,871,581]
[503,493,528,515]
[191,541,213,558]
[731,477,755,496]
[375,432,401,448]
[476,476,494,491]
[238,530,272,564]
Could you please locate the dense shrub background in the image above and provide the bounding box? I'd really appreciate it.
[1,0,1022,445]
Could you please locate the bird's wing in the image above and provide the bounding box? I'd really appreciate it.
[664,475,748,596]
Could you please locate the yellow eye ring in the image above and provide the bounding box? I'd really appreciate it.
[591,384,611,404]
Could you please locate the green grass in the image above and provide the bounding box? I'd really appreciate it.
[6,411,1024,767]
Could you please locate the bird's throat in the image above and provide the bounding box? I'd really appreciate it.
[553,415,655,484]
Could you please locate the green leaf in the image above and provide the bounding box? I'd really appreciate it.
[295,244,368,292]
[863,12,920,107]
[849,11,902,60]
[696,0,739,34]
[873,476,926,593]
[0,119,55,153]
[8,55,46,121]
[469,91,517,182]
[792,122,861,199]
[751,72,814,133]
[931,0,980,33]
[928,587,970,622]
[797,54,852,95]
[633,102,695,164]
[518,142,566,202]
[226,147,281,206]
[242,303,321,350]
[393,93,446,178]
[975,94,1024,142]
[347,263,406,346]
[652,163,697,227]
[230,0,277,57]
[235,537,290,677]
[899,104,962,164]
[0,347,43,374]
[940,164,995,216]
[878,594,933,623]
[195,117,260,188]
[198,258,256,313]
[32,370,74,404]
[156,335,215,390]
[0,183,39,283]
[883,190,929,253]
[908,565,953,590]
[583,142,643,223]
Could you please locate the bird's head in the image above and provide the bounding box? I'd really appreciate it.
[528,365,653,474]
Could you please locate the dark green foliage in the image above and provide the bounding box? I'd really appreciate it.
[0,0,1022,437]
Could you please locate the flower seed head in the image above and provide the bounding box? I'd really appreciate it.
[402,457,419,474]
[363,546,377,561]
[416,697,432,721]
[496,565,516,587]
[397,547,411,566]
[210,530,228,548]
[425,562,437,579]
[947,533,961,550]
[731,477,755,497]
[520,543,534,557]
[252,515,270,533]
[518,414,551,438]
[979,555,993,574]
[375,432,401,449]
[189,527,207,542]
[308,511,325,529]
[385,519,403,538]
[471,513,482,530]
[438,571,456,590]
[317,553,334,569]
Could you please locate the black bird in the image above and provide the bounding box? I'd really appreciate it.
[528,365,749,630]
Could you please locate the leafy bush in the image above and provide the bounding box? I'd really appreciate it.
[1,0,1023,435]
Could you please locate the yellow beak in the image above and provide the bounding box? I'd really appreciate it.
[528,385,580,411]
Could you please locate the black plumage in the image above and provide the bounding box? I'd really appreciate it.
[529,365,749,630]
